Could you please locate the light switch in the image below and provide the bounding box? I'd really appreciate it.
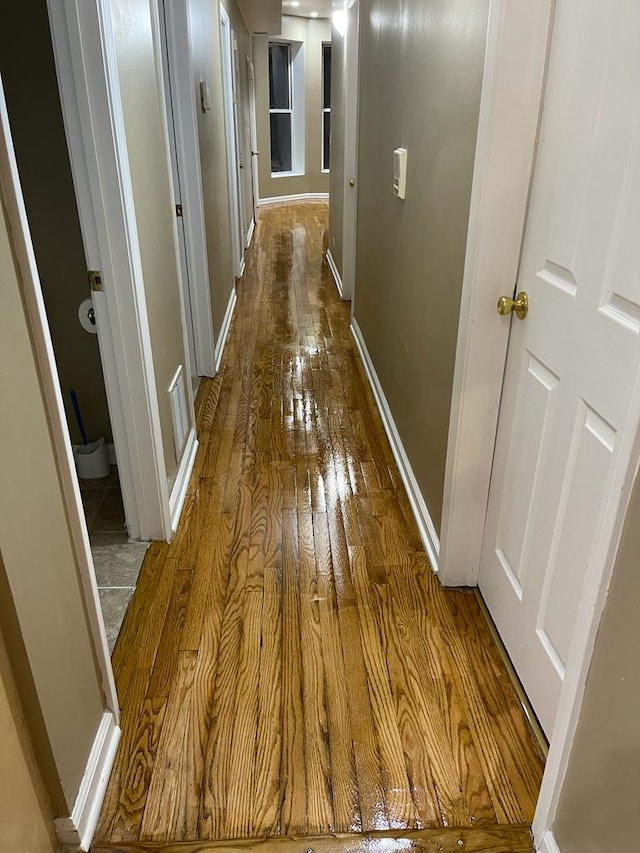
[393,148,407,199]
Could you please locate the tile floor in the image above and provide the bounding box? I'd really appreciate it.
[79,467,148,652]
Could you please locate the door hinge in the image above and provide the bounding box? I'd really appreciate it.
[175,203,183,217]
[88,270,103,292]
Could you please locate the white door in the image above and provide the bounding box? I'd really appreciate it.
[219,7,243,277]
[341,0,359,302]
[232,36,247,249]
[247,58,259,222]
[479,0,640,738]
[158,0,198,388]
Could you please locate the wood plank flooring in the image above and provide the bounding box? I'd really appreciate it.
[94,203,544,848]
[92,825,534,853]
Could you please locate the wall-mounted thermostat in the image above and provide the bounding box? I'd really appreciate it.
[393,148,407,199]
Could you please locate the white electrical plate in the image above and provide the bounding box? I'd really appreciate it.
[393,147,407,199]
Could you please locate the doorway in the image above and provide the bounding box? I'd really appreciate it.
[220,4,244,277]
[435,0,640,843]
[341,0,359,303]
[247,57,260,227]
[158,0,199,395]
[158,0,217,383]
[477,0,640,740]
[0,4,147,653]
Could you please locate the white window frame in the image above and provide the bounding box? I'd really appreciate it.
[321,41,331,173]
[268,39,304,178]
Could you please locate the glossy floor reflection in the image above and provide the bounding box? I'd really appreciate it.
[95,203,544,846]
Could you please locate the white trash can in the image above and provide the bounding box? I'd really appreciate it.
[74,436,111,480]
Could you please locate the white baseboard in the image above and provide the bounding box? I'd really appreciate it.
[215,286,237,373]
[326,249,344,299]
[239,257,246,278]
[169,427,198,535]
[258,192,329,206]
[351,318,440,572]
[537,830,561,853]
[246,217,255,249]
[55,711,120,851]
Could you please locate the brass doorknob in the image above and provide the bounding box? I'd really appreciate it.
[239,162,244,168]
[349,178,355,187]
[497,291,528,320]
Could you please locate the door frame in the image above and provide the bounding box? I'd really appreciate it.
[439,0,554,589]
[158,0,198,386]
[231,34,249,255]
[219,3,244,277]
[47,0,173,542]
[439,1,640,848]
[159,0,216,378]
[342,0,360,304]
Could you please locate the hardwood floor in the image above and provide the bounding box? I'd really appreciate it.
[92,825,534,853]
[94,203,544,848]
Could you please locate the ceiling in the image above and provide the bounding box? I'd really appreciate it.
[282,0,332,19]
[236,0,282,33]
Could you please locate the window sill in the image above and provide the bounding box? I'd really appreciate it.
[271,171,305,179]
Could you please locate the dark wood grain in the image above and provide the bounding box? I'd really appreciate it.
[96,203,544,847]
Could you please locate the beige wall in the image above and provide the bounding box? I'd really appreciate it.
[353,0,489,532]
[328,13,345,275]
[0,173,105,814]
[0,608,58,853]
[110,0,192,489]
[553,475,640,852]
[0,0,112,446]
[254,16,331,200]
[188,0,236,338]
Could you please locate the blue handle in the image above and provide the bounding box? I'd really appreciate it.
[70,389,88,445]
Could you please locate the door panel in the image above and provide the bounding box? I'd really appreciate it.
[479,0,640,736]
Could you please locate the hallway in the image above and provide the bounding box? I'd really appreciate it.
[94,203,544,849]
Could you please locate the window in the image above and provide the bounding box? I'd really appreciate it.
[322,43,331,172]
[269,42,292,173]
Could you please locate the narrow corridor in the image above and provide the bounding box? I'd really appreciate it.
[94,204,544,849]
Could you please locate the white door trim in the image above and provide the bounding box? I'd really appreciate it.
[160,0,216,378]
[47,0,172,542]
[0,74,119,720]
[219,3,243,278]
[438,0,640,844]
[439,0,554,588]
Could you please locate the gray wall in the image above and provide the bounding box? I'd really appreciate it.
[328,12,345,275]
[254,16,331,200]
[0,0,113,446]
[353,0,489,532]
[553,476,640,852]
